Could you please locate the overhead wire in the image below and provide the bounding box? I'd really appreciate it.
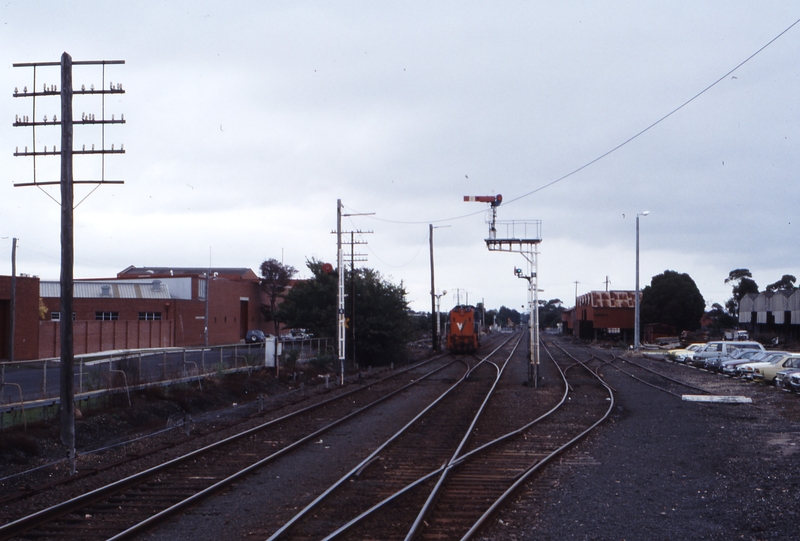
[347,16,800,223]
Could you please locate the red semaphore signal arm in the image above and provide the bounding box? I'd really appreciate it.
[463,194,502,206]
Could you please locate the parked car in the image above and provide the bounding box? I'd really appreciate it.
[690,341,765,367]
[775,366,800,391]
[788,371,800,392]
[665,343,705,363]
[703,349,761,373]
[751,354,800,384]
[283,329,313,341]
[245,329,267,343]
[737,352,794,380]
[721,351,783,376]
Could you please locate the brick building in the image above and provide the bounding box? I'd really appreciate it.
[0,274,41,361]
[2,266,279,360]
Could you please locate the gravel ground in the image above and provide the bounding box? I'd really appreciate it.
[485,349,800,541]
[5,342,799,540]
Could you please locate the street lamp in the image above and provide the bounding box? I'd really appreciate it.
[634,211,649,353]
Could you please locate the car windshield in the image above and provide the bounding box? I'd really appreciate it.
[748,351,777,362]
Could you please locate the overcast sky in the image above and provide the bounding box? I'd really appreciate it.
[1,2,798,314]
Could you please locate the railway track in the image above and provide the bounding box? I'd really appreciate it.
[257,334,614,540]
[2,334,619,540]
[590,349,714,398]
[0,353,469,541]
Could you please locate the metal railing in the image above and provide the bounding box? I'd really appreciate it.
[0,337,334,427]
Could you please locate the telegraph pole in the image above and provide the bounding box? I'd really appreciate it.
[346,230,370,369]
[13,54,125,473]
[428,224,449,352]
[333,200,373,382]
[337,200,345,384]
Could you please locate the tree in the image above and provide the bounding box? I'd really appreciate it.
[641,270,705,333]
[724,269,759,317]
[259,258,297,338]
[706,302,737,334]
[766,274,797,292]
[484,308,498,328]
[277,258,338,340]
[277,259,413,366]
[349,267,413,365]
[538,298,565,329]
[496,306,521,327]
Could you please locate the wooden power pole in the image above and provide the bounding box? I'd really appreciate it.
[12,53,125,473]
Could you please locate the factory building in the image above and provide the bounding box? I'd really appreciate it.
[1,266,277,360]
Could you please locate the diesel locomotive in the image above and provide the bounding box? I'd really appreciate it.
[446,305,480,354]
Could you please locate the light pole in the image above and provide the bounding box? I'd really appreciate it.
[634,211,649,353]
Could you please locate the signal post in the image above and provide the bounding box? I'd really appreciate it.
[465,195,542,386]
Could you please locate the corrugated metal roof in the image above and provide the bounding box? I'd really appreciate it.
[577,290,637,308]
[41,280,172,299]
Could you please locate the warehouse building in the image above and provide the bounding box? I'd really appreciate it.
[1,266,276,360]
[739,290,800,339]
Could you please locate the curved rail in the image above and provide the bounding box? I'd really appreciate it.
[265,333,521,540]
[460,339,615,539]
[291,335,613,540]
[594,351,711,397]
[0,354,458,541]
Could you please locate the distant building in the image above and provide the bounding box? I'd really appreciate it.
[561,290,637,342]
[0,274,41,361]
[739,290,800,339]
[1,265,283,360]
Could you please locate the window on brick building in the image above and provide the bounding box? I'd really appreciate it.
[138,312,162,321]
[51,312,76,321]
[95,311,119,321]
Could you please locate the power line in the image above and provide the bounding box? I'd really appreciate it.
[504,16,800,207]
[348,16,800,224]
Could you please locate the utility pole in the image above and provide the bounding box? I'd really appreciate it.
[346,230,370,369]
[334,201,374,384]
[634,212,649,353]
[13,54,125,473]
[337,200,345,384]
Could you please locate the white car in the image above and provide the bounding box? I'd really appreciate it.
[665,343,705,363]
[751,354,800,384]
[690,341,765,367]
[738,353,796,380]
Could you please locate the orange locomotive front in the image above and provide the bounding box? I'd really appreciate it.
[446,305,480,354]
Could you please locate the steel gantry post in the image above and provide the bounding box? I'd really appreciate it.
[466,194,542,387]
